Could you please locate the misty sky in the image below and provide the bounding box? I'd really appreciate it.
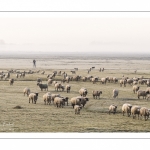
[0,16,150,54]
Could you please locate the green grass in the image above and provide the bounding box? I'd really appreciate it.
[0,68,150,132]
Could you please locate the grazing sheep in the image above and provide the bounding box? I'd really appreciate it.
[131,105,141,119]
[127,79,133,86]
[140,107,149,121]
[16,73,19,78]
[0,74,4,80]
[113,77,118,83]
[92,90,102,99]
[79,87,88,97]
[43,92,51,105]
[138,79,145,85]
[146,94,150,100]
[112,89,119,98]
[54,83,62,91]
[9,78,14,85]
[137,90,148,99]
[146,87,150,94]
[29,93,38,104]
[132,85,140,94]
[72,75,81,81]
[109,105,117,114]
[54,97,65,108]
[70,97,82,108]
[133,81,138,85]
[65,76,71,83]
[146,80,150,87]
[82,76,87,82]
[53,81,57,85]
[76,96,89,107]
[133,77,139,82]
[51,94,61,104]
[22,72,25,78]
[37,83,48,91]
[119,79,127,87]
[74,105,83,115]
[60,84,65,91]
[60,96,69,106]
[100,77,107,84]
[122,103,132,117]
[41,71,45,74]
[108,77,113,83]
[47,79,53,85]
[71,70,76,74]
[66,85,71,93]
[91,77,99,84]
[23,87,30,96]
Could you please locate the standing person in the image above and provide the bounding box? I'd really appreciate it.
[33,59,36,68]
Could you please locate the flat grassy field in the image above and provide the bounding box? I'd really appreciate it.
[0,57,150,132]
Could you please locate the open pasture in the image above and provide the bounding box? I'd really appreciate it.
[0,57,150,132]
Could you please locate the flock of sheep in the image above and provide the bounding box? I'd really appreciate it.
[1,67,150,119]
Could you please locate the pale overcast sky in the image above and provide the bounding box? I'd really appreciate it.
[0,15,150,55]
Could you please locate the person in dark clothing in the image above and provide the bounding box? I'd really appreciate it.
[33,59,36,68]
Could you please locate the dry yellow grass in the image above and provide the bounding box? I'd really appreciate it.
[0,58,150,132]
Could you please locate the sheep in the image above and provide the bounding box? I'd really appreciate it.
[100,77,107,84]
[113,77,118,83]
[92,90,102,99]
[9,78,14,85]
[109,105,117,114]
[23,87,30,96]
[66,85,71,93]
[82,76,87,82]
[131,105,141,119]
[74,105,83,115]
[133,81,138,85]
[60,96,69,106]
[74,68,78,70]
[79,87,88,97]
[146,94,150,100]
[51,94,61,104]
[112,89,119,98]
[119,79,127,87]
[140,107,149,121]
[122,103,132,117]
[76,96,89,107]
[132,85,140,94]
[52,81,57,85]
[37,83,48,91]
[137,90,148,99]
[29,93,38,104]
[70,97,82,108]
[127,79,133,86]
[60,84,65,91]
[146,80,150,87]
[47,79,53,85]
[43,92,51,105]
[22,72,25,78]
[91,77,99,84]
[71,70,76,74]
[107,77,113,83]
[54,97,66,108]
[41,71,45,74]
[138,79,145,85]
[65,76,71,83]
[16,73,19,78]
[146,87,150,94]
[54,83,62,91]
[72,75,81,81]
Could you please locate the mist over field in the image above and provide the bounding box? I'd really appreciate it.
[0,50,150,59]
